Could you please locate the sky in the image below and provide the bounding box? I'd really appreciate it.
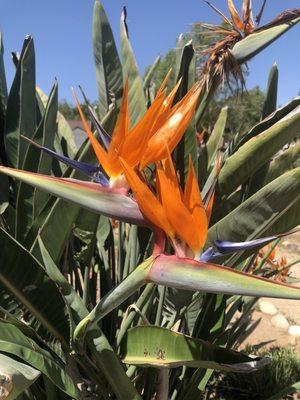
[0,0,299,106]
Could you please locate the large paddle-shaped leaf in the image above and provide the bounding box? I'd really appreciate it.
[0,353,40,399]
[230,16,300,64]
[4,36,36,169]
[0,321,80,399]
[121,326,268,371]
[266,382,300,400]
[208,168,300,261]
[93,0,123,118]
[36,87,77,159]
[0,228,71,348]
[231,96,300,155]
[265,142,300,184]
[120,7,146,125]
[0,166,144,225]
[218,107,300,195]
[38,237,142,400]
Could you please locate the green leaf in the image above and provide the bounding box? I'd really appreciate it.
[27,108,116,264]
[149,254,300,300]
[0,32,7,142]
[262,199,300,238]
[173,40,197,184]
[208,168,300,262]
[30,196,80,264]
[0,33,8,213]
[0,166,144,225]
[265,143,300,184]
[37,238,142,400]
[0,228,71,347]
[143,56,160,90]
[15,82,59,243]
[246,63,278,196]
[34,81,58,217]
[38,237,87,325]
[36,87,77,160]
[93,0,123,118]
[0,321,80,399]
[120,7,146,125]
[4,36,36,169]
[262,63,278,119]
[218,107,300,195]
[231,16,300,64]
[121,326,268,371]
[0,353,40,399]
[266,382,300,400]
[232,97,300,154]
[206,106,227,168]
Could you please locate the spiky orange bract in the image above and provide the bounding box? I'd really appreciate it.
[156,164,200,253]
[121,147,208,255]
[228,0,243,30]
[139,83,201,169]
[184,157,208,248]
[119,158,174,238]
[121,90,166,166]
[106,81,130,176]
[73,90,111,176]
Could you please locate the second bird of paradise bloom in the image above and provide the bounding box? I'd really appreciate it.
[120,145,211,259]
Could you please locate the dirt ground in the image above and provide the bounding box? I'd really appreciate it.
[243,231,300,352]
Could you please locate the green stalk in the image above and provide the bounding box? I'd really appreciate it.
[73,257,154,342]
[129,225,138,273]
[86,329,142,400]
[83,265,89,308]
[155,286,166,326]
[157,369,169,400]
[123,240,131,279]
[116,283,154,347]
[118,222,124,283]
[267,257,300,279]
[256,238,281,273]
[43,376,57,400]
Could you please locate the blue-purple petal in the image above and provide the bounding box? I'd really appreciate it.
[200,247,223,262]
[214,234,284,254]
[23,137,109,186]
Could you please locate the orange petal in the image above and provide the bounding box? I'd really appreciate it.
[242,0,254,34]
[228,0,244,31]
[184,157,208,247]
[107,81,130,176]
[151,78,182,134]
[157,164,202,253]
[73,90,111,176]
[121,90,166,166]
[268,247,276,261]
[157,69,173,95]
[140,84,201,169]
[162,143,182,199]
[120,158,174,237]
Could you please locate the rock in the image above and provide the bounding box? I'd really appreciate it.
[288,325,300,337]
[271,314,289,330]
[258,300,278,315]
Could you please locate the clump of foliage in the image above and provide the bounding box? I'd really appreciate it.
[207,346,300,400]
[0,1,299,399]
